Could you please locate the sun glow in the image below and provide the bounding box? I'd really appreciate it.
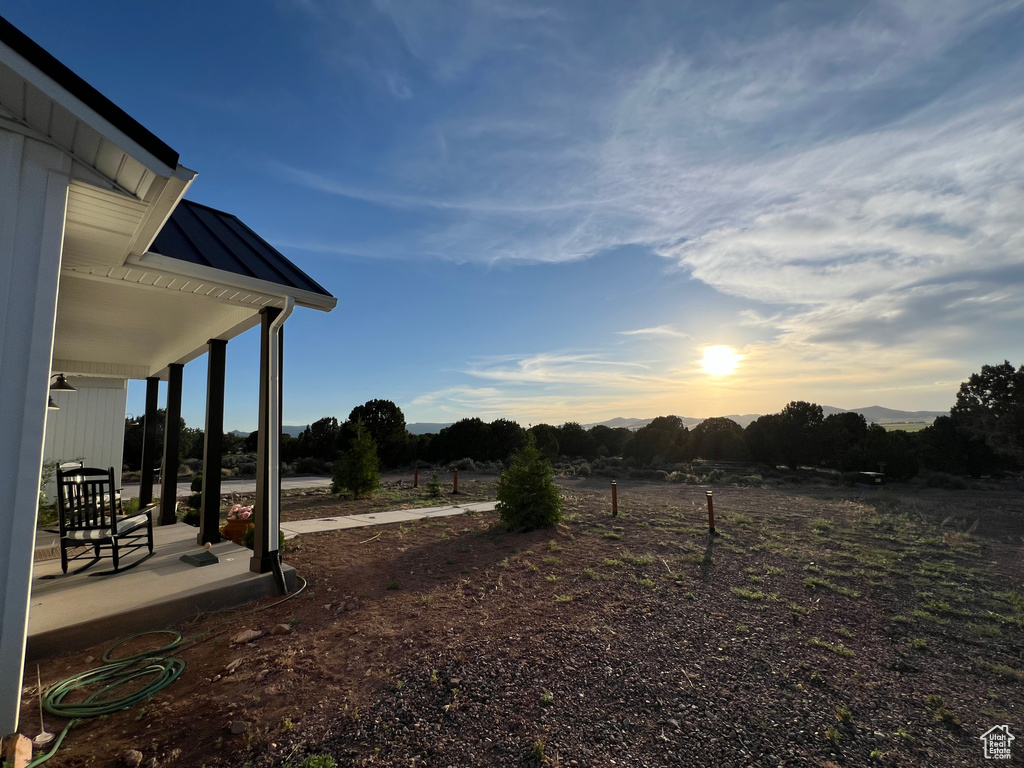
[701,345,740,376]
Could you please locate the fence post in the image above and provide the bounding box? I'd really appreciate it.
[706,490,716,535]
[453,470,458,494]
[611,481,618,517]
[414,467,418,488]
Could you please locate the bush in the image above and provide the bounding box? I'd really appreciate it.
[496,437,563,532]
[190,474,203,493]
[924,472,968,490]
[575,462,592,477]
[180,508,200,527]
[450,457,477,472]
[186,492,202,510]
[427,472,443,498]
[332,425,381,499]
[294,457,332,475]
[242,526,286,551]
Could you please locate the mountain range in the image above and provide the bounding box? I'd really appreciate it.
[228,406,946,437]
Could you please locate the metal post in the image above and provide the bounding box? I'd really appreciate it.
[414,466,418,488]
[706,490,716,535]
[139,377,159,506]
[611,481,618,517]
[159,364,183,526]
[453,469,458,494]
[199,339,226,545]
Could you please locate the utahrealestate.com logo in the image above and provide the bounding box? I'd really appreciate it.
[980,725,1015,760]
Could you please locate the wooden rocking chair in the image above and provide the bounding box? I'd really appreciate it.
[55,465,155,575]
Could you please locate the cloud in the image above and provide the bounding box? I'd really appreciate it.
[617,325,691,339]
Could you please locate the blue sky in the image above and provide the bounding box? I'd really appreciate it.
[9,1,1024,430]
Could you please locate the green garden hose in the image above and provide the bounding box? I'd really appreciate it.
[30,575,308,765]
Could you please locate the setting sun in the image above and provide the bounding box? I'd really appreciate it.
[701,345,740,376]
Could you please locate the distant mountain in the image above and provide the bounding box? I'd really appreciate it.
[229,425,306,438]
[845,406,946,424]
[407,422,453,435]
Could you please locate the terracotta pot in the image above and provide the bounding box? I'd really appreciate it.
[221,517,254,545]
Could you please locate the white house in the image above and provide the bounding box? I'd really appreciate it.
[0,16,336,736]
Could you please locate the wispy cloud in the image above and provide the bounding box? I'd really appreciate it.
[279,0,1024,417]
[617,325,691,339]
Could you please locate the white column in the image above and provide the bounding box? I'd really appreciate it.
[0,131,70,735]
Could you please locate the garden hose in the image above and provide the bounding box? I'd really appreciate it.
[30,575,308,765]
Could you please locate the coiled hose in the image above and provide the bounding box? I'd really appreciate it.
[28,575,307,767]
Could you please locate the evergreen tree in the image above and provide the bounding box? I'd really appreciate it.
[332,424,381,499]
[496,436,563,532]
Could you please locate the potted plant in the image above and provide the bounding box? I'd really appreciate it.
[220,503,254,544]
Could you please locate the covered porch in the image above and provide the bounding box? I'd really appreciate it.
[0,15,336,738]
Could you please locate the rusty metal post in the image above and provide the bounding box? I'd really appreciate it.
[612,481,618,517]
[453,470,458,494]
[706,490,716,535]
[414,467,418,488]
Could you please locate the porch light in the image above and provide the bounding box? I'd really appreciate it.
[47,396,59,410]
[50,373,76,392]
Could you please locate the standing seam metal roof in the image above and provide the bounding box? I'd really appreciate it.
[0,15,180,169]
[150,200,333,298]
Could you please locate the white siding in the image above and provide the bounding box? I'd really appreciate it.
[42,377,128,500]
[0,129,70,734]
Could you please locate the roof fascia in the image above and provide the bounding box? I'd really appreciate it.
[0,17,179,175]
[0,43,179,179]
[133,251,338,312]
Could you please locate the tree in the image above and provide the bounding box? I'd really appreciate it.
[348,399,409,467]
[917,415,997,477]
[689,417,745,461]
[626,416,689,465]
[950,360,1024,465]
[495,436,563,532]
[587,425,633,457]
[840,425,919,480]
[820,412,868,468]
[434,418,491,463]
[778,401,824,468]
[297,417,341,461]
[745,413,785,467]
[558,422,596,459]
[528,424,560,461]
[489,418,527,462]
[332,425,381,498]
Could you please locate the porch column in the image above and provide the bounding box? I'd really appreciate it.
[199,340,226,544]
[159,363,183,526]
[251,307,281,573]
[0,133,70,734]
[139,376,160,506]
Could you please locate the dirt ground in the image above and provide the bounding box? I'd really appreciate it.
[20,475,1024,767]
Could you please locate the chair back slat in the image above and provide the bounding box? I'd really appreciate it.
[56,466,118,534]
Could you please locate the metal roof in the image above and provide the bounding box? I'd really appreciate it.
[150,200,334,299]
[0,15,179,170]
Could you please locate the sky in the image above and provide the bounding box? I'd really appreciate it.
[8,1,1024,431]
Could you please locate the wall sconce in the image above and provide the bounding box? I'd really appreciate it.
[48,396,59,410]
[50,373,76,392]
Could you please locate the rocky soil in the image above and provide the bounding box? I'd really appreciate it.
[21,476,1024,767]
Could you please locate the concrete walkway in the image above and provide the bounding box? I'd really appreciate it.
[280,500,497,538]
[120,475,334,500]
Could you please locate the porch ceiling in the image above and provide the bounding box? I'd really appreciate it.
[53,271,264,380]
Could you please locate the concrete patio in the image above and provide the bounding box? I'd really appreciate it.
[27,500,496,660]
[28,524,295,660]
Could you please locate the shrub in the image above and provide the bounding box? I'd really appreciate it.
[190,474,203,493]
[924,472,968,490]
[180,507,200,527]
[451,457,477,472]
[186,492,202,510]
[332,425,381,499]
[427,472,443,498]
[496,437,563,532]
[242,526,286,551]
[575,462,592,477]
